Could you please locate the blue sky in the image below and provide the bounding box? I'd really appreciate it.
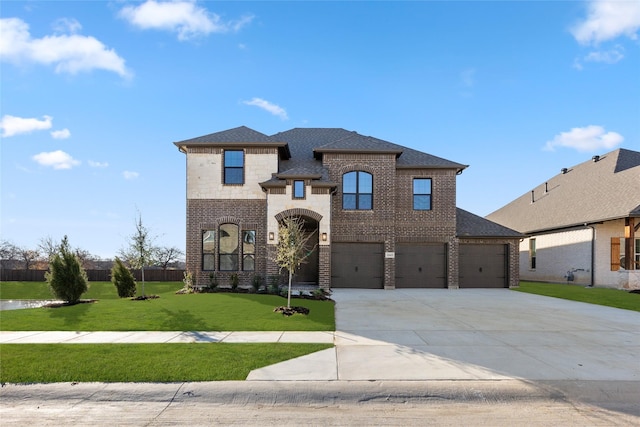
[1,0,639,259]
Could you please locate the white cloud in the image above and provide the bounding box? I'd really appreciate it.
[243,97,289,120]
[52,18,82,35]
[544,125,624,152]
[0,17,131,78]
[119,0,253,41]
[32,150,80,169]
[123,170,139,180]
[460,68,476,87]
[0,114,52,137]
[573,44,625,70]
[88,160,109,168]
[50,128,71,140]
[571,0,640,45]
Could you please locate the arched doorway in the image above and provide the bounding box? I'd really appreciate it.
[274,211,321,286]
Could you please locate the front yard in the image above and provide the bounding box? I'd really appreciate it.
[0,281,335,331]
[514,281,640,312]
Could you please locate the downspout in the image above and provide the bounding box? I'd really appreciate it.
[586,224,595,287]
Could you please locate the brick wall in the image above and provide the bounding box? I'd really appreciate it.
[186,198,267,287]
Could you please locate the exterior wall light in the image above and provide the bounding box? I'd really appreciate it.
[269,232,275,241]
[321,233,328,241]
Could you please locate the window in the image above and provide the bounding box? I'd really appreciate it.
[529,238,536,269]
[413,178,432,210]
[202,230,215,271]
[343,171,372,210]
[293,180,305,199]
[636,238,640,270]
[219,223,239,270]
[224,150,244,184]
[243,230,256,271]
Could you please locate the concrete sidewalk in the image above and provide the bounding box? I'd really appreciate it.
[0,330,334,344]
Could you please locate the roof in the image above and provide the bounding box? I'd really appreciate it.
[486,148,640,234]
[456,208,524,238]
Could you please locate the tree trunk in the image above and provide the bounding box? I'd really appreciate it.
[287,270,292,309]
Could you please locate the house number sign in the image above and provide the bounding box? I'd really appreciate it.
[385,252,395,259]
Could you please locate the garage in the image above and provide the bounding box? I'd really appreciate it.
[395,243,447,288]
[331,243,384,288]
[459,244,507,288]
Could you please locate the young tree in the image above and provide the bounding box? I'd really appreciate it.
[273,217,316,309]
[45,236,89,304]
[111,257,137,298]
[119,211,156,297]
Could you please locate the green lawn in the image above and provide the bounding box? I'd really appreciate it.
[0,343,332,382]
[0,282,335,331]
[514,281,640,312]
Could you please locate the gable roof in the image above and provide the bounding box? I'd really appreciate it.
[486,148,640,234]
[456,208,523,238]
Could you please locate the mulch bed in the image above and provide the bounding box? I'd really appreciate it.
[43,299,97,308]
[273,306,310,316]
[131,295,160,301]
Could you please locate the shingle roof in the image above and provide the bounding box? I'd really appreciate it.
[456,208,524,238]
[486,148,640,234]
[175,126,275,144]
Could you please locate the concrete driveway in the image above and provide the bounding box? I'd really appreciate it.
[248,289,640,381]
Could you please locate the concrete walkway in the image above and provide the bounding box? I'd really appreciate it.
[2,289,639,383]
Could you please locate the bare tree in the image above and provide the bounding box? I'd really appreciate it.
[16,246,41,270]
[38,236,60,261]
[155,246,184,271]
[74,248,96,270]
[273,217,316,309]
[0,239,19,270]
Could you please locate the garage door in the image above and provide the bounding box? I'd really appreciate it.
[459,244,507,288]
[331,243,384,288]
[396,244,447,288]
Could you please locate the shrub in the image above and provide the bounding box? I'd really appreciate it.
[180,270,195,294]
[252,274,264,293]
[268,275,280,294]
[111,258,137,298]
[208,272,218,291]
[230,273,239,292]
[45,236,89,304]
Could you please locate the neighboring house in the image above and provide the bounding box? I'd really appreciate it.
[174,126,522,290]
[487,148,640,290]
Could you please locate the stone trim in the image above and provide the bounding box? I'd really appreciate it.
[275,208,323,223]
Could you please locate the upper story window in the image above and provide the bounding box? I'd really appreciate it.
[293,180,305,199]
[343,171,372,210]
[413,178,432,210]
[224,150,244,184]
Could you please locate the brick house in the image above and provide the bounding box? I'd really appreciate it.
[487,148,640,290]
[174,126,522,290]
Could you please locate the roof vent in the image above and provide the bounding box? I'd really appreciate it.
[545,182,548,193]
[592,155,600,162]
[561,168,568,174]
[530,190,535,204]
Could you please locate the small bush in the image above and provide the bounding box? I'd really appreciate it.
[230,273,239,292]
[111,258,137,298]
[252,274,263,293]
[208,272,218,291]
[268,275,280,294]
[46,236,89,304]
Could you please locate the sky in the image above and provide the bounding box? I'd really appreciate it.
[1,0,639,259]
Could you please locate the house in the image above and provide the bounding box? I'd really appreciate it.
[486,148,640,290]
[174,126,522,290]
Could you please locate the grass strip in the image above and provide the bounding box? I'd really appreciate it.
[514,281,640,312]
[0,343,332,383]
[0,282,335,332]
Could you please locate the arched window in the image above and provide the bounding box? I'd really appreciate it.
[343,171,372,210]
[219,223,239,271]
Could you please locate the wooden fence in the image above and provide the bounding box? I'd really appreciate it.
[0,269,185,282]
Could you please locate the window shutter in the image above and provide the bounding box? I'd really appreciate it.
[610,238,620,271]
